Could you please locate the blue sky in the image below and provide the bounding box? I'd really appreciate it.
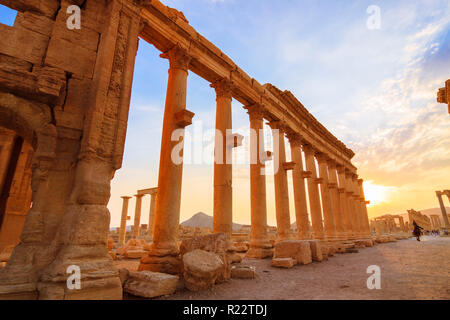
[1,1,449,227]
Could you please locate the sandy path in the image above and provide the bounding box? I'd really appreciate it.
[115,236,450,300]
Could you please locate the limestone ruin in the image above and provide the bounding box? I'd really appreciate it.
[0,0,425,300]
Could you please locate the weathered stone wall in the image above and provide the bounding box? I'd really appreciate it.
[0,0,142,299]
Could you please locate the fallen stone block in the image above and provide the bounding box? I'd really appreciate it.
[231,265,256,279]
[124,249,146,259]
[271,257,296,268]
[180,233,231,282]
[183,249,224,291]
[308,240,323,262]
[274,240,312,265]
[124,271,178,298]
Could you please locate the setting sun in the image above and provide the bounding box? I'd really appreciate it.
[362,181,397,207]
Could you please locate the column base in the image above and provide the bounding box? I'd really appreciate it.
[245,247,273,259]
[139,253,182,275]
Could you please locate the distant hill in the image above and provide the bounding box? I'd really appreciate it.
[181,212,243,231]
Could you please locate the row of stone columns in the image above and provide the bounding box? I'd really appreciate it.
[136,44,371,274]
[118,191,157,246]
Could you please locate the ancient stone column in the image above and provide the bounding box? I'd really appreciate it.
[344,170,356,239]
[357,179,371,238]
[316,153,337,240]
[287,132,310,240]
[132,194,144,238]
[303,144,325,240]
[336,166,350,240]
[269,121,291,241]
[351,174,362,238]
[119,196,131,246]
[436,191,450,228]
[140,45,193,274]
[211,78,234,237]
[245,105,272,258]
[327,160,345,240]
[147,192,157,238]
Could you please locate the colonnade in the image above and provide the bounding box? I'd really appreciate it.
[130,44,372,273]
[118,188,158,246]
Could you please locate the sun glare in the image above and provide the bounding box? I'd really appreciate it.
[363,180,396,207]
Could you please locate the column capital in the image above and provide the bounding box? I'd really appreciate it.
[121,196,132,200]
[315,152,330,163]
[327,158,337,169]
[160,44,191,71]
[134,194,145,198]
[302,143,316,155]
[244,103,266,121]
[210,78,234,98]
[267,120,287,131]
[336,164,346,174]
[285,129,303,147]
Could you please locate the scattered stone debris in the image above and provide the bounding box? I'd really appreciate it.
[124,271,179,298]
[231,265,256,279]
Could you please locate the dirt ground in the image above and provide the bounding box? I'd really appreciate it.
[114,236,450,300]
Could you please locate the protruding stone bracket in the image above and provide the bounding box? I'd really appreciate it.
[282,161,296,171]
[365,201,370,205]
[328,182,337,189]
[174,109,195,127]
[227,133,244,148]
[315,178,324,184]
[301,170,312,179]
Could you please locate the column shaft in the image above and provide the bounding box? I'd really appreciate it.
[147,45,191,257]
[133,194,143,238]
[303,145,324,239]
[246,105,271,257]
[337,167,350,240]
[119,196,131,246]
[147,193,156,238]
[290,139,310,240]
[358,179,371,238]
[344,171,356,239]
[351,175,362,238]
[328,161,344,239]
[317,155,336,240]
[212,78,233,237]
[270,122,291,241]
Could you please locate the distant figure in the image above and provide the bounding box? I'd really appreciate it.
[412,220,423,241]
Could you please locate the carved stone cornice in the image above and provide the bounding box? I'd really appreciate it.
[160,44,191,71]
[210,78,233,98]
